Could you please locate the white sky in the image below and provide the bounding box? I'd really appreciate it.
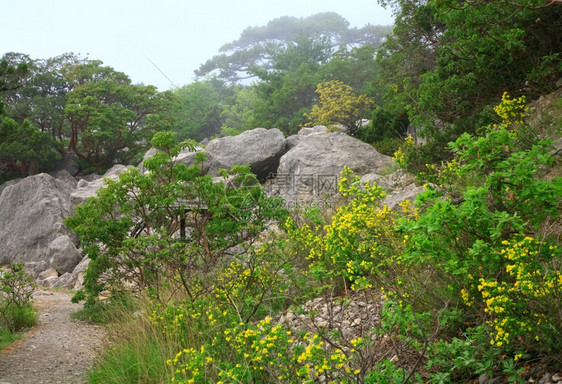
[1,0,394,90]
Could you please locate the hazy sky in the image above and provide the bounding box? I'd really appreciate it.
[1,0,394,90]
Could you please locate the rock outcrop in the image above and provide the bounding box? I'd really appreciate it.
[174,148,216,175]
[0,127,409,288]
[205,128,286,181]
[273,128,394,205]
[71,164,129,207]
[0,173,75,269]
[0,164,131,281]
[47,235,82,275]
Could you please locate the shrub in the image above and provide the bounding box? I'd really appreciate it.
[0,263,37,333]
[66,131,287,308]
[359,108,408,144]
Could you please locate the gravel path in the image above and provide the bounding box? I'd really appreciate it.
[0,290,105,384]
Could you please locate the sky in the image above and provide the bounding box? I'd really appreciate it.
[1,0,394,91]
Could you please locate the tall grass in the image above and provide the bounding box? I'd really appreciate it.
[85,296,178,384]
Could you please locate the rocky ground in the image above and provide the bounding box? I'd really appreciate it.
[0,290,105,384]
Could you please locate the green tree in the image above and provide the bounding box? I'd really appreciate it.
[2,53,87,141]
[63,61,173,170]
[0,116,60,178]
[196,12,391,83]
[220,85,261,135]
[65,131,287,308]
[376,0,561,141]
[320,45,381,96]
[1,53,173,174]
[0,53,30,117]
[0,54,60,179]
[170,79,231,141]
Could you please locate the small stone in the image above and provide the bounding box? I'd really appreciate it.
[552,373,562,382]
[479,374,502,384]
[538,373,551,384]
[315,319,328,328]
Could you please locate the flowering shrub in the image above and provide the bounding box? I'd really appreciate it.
[164,311,367,384]
[391,93,562,379]
[285,166,401,292]
[493,92,528,127]
[392,134,415,169]
[472,237,562,352]
[83,93,561,383]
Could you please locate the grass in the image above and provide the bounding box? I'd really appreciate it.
[0,302,37,351]
[0,328,24,350]
[88,333,174,384]
[84,297,177,384]
[71,293,138,324]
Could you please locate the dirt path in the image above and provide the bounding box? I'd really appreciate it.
[0,290,105,384]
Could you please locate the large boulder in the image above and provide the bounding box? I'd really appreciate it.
[273,131,394,204]
[278,130,393,177]
[384,184,426,211]
[204,128,286,181]
[48,235,83,275]
[0,173,75,266]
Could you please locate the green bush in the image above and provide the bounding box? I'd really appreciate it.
[359,108,409,144]
[66,131,288,309]
[371,137,403,157]
[0,263,37,333]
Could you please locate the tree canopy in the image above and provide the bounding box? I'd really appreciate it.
[196,12,392,83]
[376,0,561,142]
[0,53,175,176]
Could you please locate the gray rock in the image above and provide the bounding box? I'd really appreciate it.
[174,148,215,175]
[71,164,130,207]
[55,272,76,290]
[360,168,411,193]
[40,275,59,288]
[54,153,80,176]
[0,173,75,266]
[199,138,210,146]
[48,235,82,274]
[45,255,90,290]
[77,173,102,182]
[68,256,90,290]
[49,169,78,188]
[298,125,328,135]
[384,183,426,211]
[285,135,300,151]
[274,131,393,204]
[279,131,392,178]
[0,178,22,196]
[23,261,49,278]
[39,268,59,280]
[205,128,286,181]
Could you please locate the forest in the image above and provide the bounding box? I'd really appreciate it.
[1,1,562,383]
